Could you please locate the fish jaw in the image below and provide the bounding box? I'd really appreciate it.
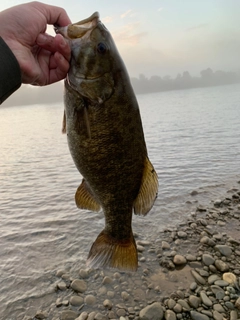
[54,12,100,39]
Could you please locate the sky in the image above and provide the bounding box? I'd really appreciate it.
[1,0,240,78]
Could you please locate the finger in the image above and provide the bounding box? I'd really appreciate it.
[48,52,70,84]
[36,33,71,61]
[33,2,71,26]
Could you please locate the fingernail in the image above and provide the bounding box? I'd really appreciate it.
[37,33,47,44]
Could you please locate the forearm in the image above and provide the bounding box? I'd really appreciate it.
[0,37,21,104]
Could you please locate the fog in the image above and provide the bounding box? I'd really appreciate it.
[2,68,240,107]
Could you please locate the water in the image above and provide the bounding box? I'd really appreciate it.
[0,83,240,319]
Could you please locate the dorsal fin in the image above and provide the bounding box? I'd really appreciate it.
[75,179,101,212]
[133,157,158,216]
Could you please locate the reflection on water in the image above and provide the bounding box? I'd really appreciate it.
[0,84,240,318]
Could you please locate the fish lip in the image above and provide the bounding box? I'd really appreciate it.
[54,12,100,39]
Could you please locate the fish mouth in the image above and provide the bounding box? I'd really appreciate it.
[54,12,100,39]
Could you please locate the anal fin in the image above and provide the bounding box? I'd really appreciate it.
[133,157,158,216]
[75,179,101,212]
[86,230,138,272]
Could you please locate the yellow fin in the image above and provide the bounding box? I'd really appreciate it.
[86,230,138,272]
[133,157,158,216]
[75,179,101,212]
[62,110,66,134]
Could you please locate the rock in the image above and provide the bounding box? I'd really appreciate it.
[190,282,198,291]
[215,260,229,272]
[222,272,237,286]
[188,295,201,308]
[57,281,67,291]
[84,295,96,306]
[212,310,224,320]
[162,241,170,250]
[94,313,106,320]
[215,245,232,256]
[71,279,87,293]
[165,309,176,320]
[208,274,221,284]
[214,199,222,207]
[121,291,130,301]
[230,310,238,320]
[191,270,206,285]
[79,269,89,279]
[202,254,215,266]
[190,310,210,320]
[235,297,240,310]
[77,312,88,320]
[173,254,187,265]
[200,236,215,247]
[213,304,225,313]
[200,291,212,307]
[173,303,182,313]
[177,231,187,238]
[177,299,191,311]
[139,302,164,320]
[116,309,126,317]
[186,254,197,261]
[61,310,79,320]
[69,296,84,306]
[103,299,113,310]
[35,311,48,319]
[211,285,225,300]
[102,276,113,285]
[167,298,176,309]
[214,280,228,287]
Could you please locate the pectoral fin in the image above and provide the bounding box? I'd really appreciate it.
[62,110,66,134]
[75,179,101,212]
[133,157,158,216]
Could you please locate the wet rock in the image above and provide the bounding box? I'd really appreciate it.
[200,236,215,247]
[60,310,79,320]
[69,296,84,306]
[57,281,67,291]
[139,302,164,320]
[188,295,201,308]
[200,291,212,307]
[71,279,87,293]
[102,276,113,285]
[202,254,215,266]
[235,297,240,310]
[215,245,232,256]
[190,310,210,320]
[165,309,176,320]
[191,270,206,285]
[78,269,89,279]
[84,294,96,306]
[35,311,48,319]
[173,254,187,265]
[162,241,171,250]
[215,260,229,272]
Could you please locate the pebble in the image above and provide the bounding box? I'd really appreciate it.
[173,254,187,265]
[139,302,164,320]
[215,245,232,256]
[84,295,96,306]
[71,279,87,293]
[191,270,206,285]
[162,241,171,249]
[215,259,229,272]
[208,274,221,284]
[190,310,210,320]
[200,291,213,307]
[60,310,79,320]
[69,296,84,306]
[188,295,201,308]
[202,254,215,266]
[165,309,176,320]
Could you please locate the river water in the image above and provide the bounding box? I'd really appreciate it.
[0,83,240,319]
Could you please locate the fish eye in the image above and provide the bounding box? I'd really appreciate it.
[97,42,107,54]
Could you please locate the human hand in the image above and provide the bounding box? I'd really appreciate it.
[0,1,71,86]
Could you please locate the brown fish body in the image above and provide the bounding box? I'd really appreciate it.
[56,13,158,271]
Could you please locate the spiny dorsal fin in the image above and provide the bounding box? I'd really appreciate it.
[75,179,101,212]
[62,110,66,134]
[86,230,138,272]
[133,157,158,216]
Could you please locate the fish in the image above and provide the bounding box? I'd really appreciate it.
[55,12,158,272]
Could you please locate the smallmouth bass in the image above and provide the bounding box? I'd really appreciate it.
[55,12,158,272]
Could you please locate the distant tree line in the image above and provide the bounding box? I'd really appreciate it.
[131,68,240,94]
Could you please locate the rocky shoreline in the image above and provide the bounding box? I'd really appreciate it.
[26,184,240,320]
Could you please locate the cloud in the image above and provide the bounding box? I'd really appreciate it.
[185,24,209,32]
[158,8,163,12]
[112,22,147,46]
[102,16,113,24]
[121,9,132,19]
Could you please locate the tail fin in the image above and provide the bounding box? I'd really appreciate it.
[86,230,138,272]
